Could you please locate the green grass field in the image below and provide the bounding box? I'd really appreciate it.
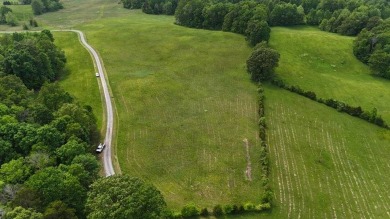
[53,31,103,129]
[265,84,390,218]
[35,0,125,29]
[0,2,33,31]
[34,0,390,217]
[77,11,265,210]
[269,26,390,123]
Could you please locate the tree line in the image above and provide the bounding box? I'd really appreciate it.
[0,75,100,218]
[0,31,66,90]
[271,78,388,128]
[121,0,390,79]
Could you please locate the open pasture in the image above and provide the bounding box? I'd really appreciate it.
[78,11,264,210]
[265,85,390,218]
[36,0,126,29]
[269,26,390,123]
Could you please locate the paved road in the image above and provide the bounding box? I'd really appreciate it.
[71,30,115,177]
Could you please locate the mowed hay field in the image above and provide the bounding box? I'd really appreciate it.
[265,85,390,218]
[53,31,103,128]
[269,27,390,123]
[79,11,264,209]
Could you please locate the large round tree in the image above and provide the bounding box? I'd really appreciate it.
[86,175,167,219]
[247,46,280,82]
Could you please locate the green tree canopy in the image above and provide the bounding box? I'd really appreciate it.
[5,206,43,219]
[0,158,32,184]
[245,20,271,46]
[86,175,167,219]
[247,45,280,82]
[25,167,86,216]
[43,200,77,219]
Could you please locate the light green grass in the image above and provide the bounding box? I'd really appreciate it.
[265,84,390,218]
[53,31,103,130]
[269,26,390,123]
[35,0,126,29]
[7,5,32,21]
[78,11,264,210]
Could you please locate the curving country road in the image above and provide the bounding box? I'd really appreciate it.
[71,30,115,177]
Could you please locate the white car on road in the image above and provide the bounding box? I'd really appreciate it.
[96,143,105,153]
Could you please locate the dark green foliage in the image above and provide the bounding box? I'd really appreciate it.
[26,167,86,217]
[43,200,77,219]
[0,33,99,219]
[1,31,66,90]
[212,204,223,216]
[29,18,38,27]
[246,46,280,82]
[353,19,390,79]
[222,1,261,34]
[245,20,270,46]
[31,0,43,15]
[12,187,42,211]
[174,0,205,28]
[122,0,177,15]
[199,208,209,217]
[38,83,73,111]
[122,0,145,9]
[31,0,63,15]
[0,5,12,24]
[223,204,234,214]
[202,2,232,30]
[86,175,168,219]
[270,3,304,26]
[55,138,87,164]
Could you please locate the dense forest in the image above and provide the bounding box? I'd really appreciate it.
[122,0,390,80]
[0,31,98,218]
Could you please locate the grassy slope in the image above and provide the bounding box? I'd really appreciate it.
[53,31,103,129]
[35,0,124,29]
[78,11,263,210]
[265,84,390,218]
[269,26,390,123]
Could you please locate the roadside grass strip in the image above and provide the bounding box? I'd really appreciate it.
[265,85,390,218]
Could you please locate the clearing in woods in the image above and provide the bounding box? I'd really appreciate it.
[265,85,390,218]
[78,11,264,209]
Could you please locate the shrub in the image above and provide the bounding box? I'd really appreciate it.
[223,204,233,214]
[199,208,209,217]
[181,203,199,218]
[231,205,240,214]
[244,202,256,211]
[213,204,223,216]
